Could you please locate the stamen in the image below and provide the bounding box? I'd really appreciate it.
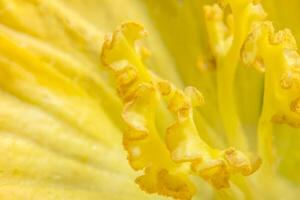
[241,21,300,171]
[204,0,266,151]
[101,22,261,200]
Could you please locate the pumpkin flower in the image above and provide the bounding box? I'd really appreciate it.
[0,0,300,199]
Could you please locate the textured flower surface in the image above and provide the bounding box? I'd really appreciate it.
[1,0,300,199]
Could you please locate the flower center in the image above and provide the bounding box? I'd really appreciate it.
[101,1,300,199]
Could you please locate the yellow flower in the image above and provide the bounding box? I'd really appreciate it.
[0,0,300,199]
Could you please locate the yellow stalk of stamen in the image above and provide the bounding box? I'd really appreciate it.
[242,21,300,176]
[204,1,266,150]
[101,22,197,200]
